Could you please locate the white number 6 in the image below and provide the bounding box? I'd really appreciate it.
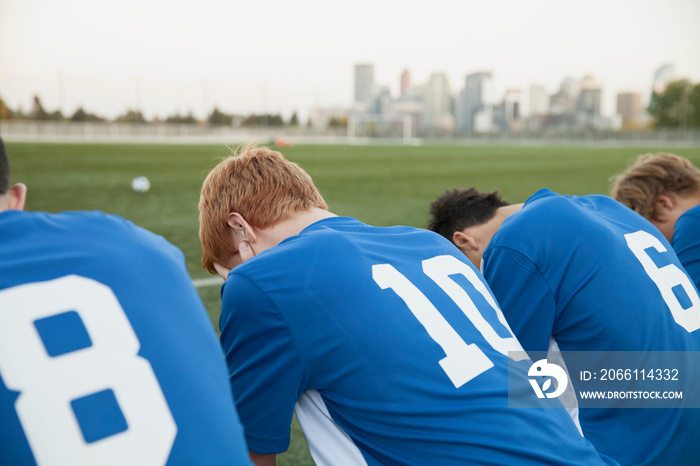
[626,230,700,333]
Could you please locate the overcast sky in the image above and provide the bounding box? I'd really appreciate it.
[1,0,699,121]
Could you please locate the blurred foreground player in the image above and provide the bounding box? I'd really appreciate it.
[612,152,700,289]
[428,186,700,466]
[198,145,613,466]
[0,138,252,466]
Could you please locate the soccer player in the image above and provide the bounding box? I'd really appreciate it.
[428,186,700,466]
[198,145,613,466]
[611,152,700,289]
[0,138,252,465]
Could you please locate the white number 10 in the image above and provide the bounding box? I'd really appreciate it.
[0,275,176,466]
[373,255,526,388]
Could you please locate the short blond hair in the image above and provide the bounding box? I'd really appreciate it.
[198,144,327,274]
[611,152,700,220]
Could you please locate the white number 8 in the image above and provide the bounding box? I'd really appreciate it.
[0,275,176,466]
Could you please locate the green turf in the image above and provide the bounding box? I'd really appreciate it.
[7,141,700,464]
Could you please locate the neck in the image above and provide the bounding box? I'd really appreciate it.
[495,203,524,225]
[482,203,524,244]
[255,208,336,252]
[276,208,337,237]
[661,193,700,242]
[677,193,700,214]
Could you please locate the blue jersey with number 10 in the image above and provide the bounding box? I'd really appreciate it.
[220,216,611,465]
[0,210,252,466]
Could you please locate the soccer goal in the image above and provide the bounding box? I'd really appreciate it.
[347,114,420,145]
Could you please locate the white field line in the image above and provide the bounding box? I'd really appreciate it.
[192,277,224,288]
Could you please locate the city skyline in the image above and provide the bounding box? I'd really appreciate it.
[2,0,699,121]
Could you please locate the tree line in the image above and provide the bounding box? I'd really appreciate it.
[2,80,699,129]
[0,95,302,127]
[648,80,700,129]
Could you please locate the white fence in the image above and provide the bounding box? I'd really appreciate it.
[0,121,348,145]
[1,121,699,147]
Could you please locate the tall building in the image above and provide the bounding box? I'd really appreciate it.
[391,70,423,129]
[572,75,602,129]
[529,84,548,117]
[652,64,677,94]
[560,77,580,99]
[457,72,494,132]
[354,64,375,109]
[504,89,521,124]
[549,76,579,127]
[494,89,521,131]
[616,92,643,128]
[422,72,453,131]
[376,85,392,114]
[576,75,602,118]
[400,69,411,98]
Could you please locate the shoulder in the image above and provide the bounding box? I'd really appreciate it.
[230,218,457,298]
[675,205,700,234]
[673,204,700,247]
[678,204,700,225]
[239,217,446,271]
[490,191,625,258]
[7,210,147,237]
[519,190,636,227]
[3,210,184,268]
[509,189,567,225]
[525,189,621,210]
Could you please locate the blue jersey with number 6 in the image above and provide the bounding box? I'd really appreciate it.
[220,216,613,465]
[0,210,252,466]
[481,189,700,466]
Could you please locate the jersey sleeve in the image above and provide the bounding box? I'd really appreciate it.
[482,246,556,353]
[219,272,308,455]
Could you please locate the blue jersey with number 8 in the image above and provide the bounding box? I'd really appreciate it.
[0,210,252,466]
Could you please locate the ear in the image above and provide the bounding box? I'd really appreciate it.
[452,230,478,251]
[227,212,257,243]
[653,193,677,221]
[7,183,27,211]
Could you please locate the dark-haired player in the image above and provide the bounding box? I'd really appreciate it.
[429,186,700,465]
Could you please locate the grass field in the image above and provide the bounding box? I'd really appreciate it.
[7,141,700,464]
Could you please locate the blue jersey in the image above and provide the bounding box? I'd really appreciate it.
[673,203,700,291]
[220,216,610,465]
[482,189,700,465]
[0,210,251,466]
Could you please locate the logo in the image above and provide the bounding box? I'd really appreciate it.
[528,359,568,398]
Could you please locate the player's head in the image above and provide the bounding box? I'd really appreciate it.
[611,152,700,241]
[428,187,510,267]
[199,143,327,274]
[0,137,27,212]
[428,187,510,240]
